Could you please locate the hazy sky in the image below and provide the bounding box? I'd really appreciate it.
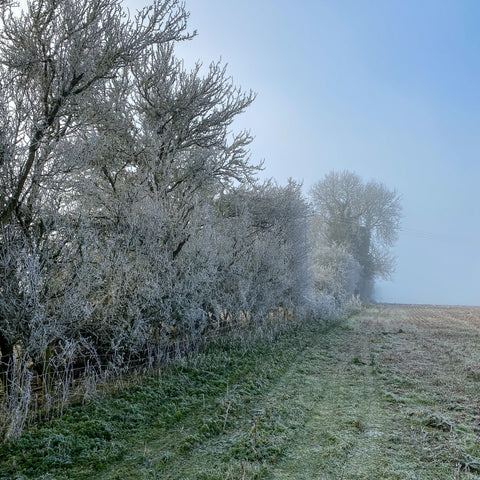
[126,0,480,306]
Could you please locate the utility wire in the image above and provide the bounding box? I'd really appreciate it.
[310,215,479,245]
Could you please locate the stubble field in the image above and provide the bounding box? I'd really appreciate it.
[270,304,480,479]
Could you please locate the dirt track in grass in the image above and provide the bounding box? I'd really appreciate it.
[269,304,480,479]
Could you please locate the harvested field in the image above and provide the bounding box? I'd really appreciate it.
[271,304,480,479]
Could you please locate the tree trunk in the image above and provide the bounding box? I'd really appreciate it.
[0,330,14,400]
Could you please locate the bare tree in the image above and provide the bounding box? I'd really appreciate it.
[0,0,190,225]
[132,44,258,259]
[310,170,401,301]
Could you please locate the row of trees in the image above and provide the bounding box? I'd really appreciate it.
[0,0,401,437]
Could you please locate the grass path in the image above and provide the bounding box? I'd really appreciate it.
[269,305,480,479]
[268,317,395,479]
[267,308,439,479]
[3,305,480,479]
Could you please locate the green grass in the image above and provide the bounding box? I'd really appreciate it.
[3,305,480,479]
[0,320,325,480]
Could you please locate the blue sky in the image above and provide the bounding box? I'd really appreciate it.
[126,0,480,305]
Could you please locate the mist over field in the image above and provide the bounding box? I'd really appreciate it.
[162,0,480,307]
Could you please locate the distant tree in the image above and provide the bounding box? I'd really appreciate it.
[310,171,401,301]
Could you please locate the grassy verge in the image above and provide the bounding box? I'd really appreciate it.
[0,319,328,480]
[3,305,480,479]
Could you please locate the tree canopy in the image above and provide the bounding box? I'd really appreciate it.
[310,170,402,300]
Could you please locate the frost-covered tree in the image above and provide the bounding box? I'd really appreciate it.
[132,43,257,259]
[69,37,259,352]
[214,180,311,318]
[310,171,401,301]
[0,0,191,405]
[0,0,189,225]
[0,0,331,437]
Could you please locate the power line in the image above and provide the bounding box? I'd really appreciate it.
[310,215,479,245]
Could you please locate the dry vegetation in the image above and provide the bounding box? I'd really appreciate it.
[275,303,480,479]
